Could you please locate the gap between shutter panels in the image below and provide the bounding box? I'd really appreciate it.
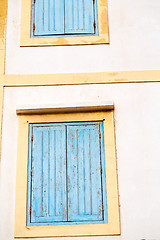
[32,0,96,36]
[29,122,104,224]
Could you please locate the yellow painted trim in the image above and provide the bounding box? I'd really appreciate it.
[14,111,120,238]
[1,0,160,85]
[20,0,109,46]
[2,70,160,86]
[16,102,114,114]
[0,0,7,75]
[0,0,7,163]
[0,85,4,160]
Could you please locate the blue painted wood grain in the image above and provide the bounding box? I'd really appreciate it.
[67,124,103,221]
[27,121,107,226]
[65,0,94,34]
[30,125,67,223]
[34,0,65,35]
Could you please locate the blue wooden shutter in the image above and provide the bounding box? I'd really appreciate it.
[65,0,95,34]
[33,0,65,36]
[67,123,103,221]
[29,124,67,224]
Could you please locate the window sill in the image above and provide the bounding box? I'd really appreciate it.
[16,101,114,115]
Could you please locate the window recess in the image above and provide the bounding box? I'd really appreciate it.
[31,0,98,37]
[27,121,107,226]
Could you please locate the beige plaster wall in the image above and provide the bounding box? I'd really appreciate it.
[0,83,160,240]
[5,0,160,74]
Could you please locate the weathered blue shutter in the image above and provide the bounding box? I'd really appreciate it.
[29,124,67,224]
[33,0,65,36]
[67,123,103,221]
[65,0,95,34]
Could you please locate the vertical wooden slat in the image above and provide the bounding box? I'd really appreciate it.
[67,127,78,217]
[77,129,85,215]
[49,129,56,216]
[31,126,43,221]
[43,0,49,33]
[42,128,49,217]
[90,127,102,216]
[55,128,66,217]
[49,0,55,31]
[84,129,91,215]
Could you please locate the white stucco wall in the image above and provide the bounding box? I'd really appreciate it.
[0,83,160,240]
[5,0,160,74]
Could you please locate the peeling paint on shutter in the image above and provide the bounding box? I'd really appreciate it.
[29,124,67,224]
[67,123,103,221]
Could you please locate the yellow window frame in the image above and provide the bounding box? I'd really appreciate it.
[20,0,109,47]
[14,110,120,238]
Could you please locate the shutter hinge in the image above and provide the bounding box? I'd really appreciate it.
[33,23,35,34]
[102,204,104,211]
[33,0,36,4]
[99,132,101,139]
[93,21,96,30]
[31,134,33,142]
[100,165,103,174]
[30,206,32,215]
[31,169,33,178]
